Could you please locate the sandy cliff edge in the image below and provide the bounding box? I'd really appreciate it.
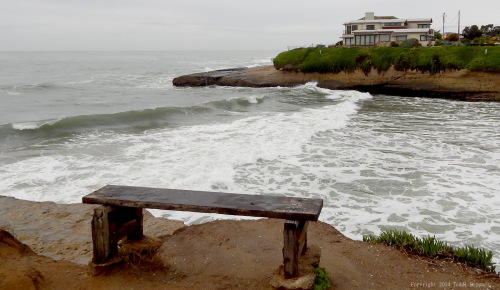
[173,66,500,102]
[1,195,499,289]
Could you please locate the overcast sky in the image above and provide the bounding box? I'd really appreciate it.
[1,0,499,51]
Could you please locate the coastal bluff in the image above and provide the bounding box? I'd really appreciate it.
[1,195,499,289]
[173,65,500,101]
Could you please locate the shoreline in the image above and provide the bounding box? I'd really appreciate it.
[173,65,500,101]
[1,195,499,289]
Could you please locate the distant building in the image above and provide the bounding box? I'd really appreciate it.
[342,12,434,46]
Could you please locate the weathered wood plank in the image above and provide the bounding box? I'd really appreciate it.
[298,220,308,255]
[91,206,114,264]
[283,220,309,278]
[128,207,143,241]
[283,220,299,278]
[91,205,143,263]
[83,185,323,221]
[107,206,143,241]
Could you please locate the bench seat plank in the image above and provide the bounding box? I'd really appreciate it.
[82,185,323,221]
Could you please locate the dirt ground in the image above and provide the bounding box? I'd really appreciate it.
[1,195,499,289]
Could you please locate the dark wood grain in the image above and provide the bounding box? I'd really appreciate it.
[283,220,309,277]
[82,185,323,221]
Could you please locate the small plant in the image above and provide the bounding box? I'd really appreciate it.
[454,245,495,270]
[312,267,332,290]
[364,230,497,273]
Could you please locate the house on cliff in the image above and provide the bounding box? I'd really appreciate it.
[342,12,434,47]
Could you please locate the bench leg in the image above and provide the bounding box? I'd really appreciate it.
[91,206,114,264]
[283,220,309,278]
[127,207,143,241]
[91,206,144,264]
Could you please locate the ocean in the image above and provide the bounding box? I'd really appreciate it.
[1,51,499,265]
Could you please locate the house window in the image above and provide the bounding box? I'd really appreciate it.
[420,35,428,41]
[352,25,358,31]
[396,35,407,41]
[345,38,354,45]
[385,22,402,27]
[418,24,430,28]
[355,35,375,46]
[346,26,352,34]
[367,25,375,30]
[379,34,390,42]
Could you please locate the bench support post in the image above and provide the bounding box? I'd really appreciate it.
[283,220,309,278]
[91,205,143,264]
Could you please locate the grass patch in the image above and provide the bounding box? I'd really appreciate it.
[312,267,332,290]
[273,48,314,70]
[273,46,500,73]
[363,230,497,273]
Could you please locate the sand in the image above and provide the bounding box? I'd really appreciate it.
[1,195,499,289]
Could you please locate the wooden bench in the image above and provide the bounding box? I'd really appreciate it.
[82,185,323,278]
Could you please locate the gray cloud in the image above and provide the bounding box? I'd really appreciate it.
[1,0,498,51]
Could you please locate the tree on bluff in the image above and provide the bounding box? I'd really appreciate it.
[445,33,460,42]
[480,24,500,37]
[462,25,482,40]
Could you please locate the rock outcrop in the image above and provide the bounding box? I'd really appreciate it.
[173,66,500,101]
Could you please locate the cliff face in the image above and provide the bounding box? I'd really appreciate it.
[2,196,500,289]
[172,66,500,101]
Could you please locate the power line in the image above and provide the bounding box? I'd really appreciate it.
[442,11,462,34]
[445,12,459,25]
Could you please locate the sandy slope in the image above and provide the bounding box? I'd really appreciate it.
[1,195,499,289]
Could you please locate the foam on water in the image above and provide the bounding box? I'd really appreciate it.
[2,87,499,267]
[0,87,364,209]
[11,120,59,130]
[1,51,499,266]
[247,95,500,265]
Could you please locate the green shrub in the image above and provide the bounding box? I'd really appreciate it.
[299,47,359,73]
[454,246,495,270]
[364,230,497,273]
[400,38,422,48]
[273,48,313,70]
[313,267,332,290]
[473,36,495,45]
[446,33,460,42]
[272,46,500,73]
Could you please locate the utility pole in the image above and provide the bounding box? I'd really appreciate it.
[442,13,446,35]
[458,10,461,38]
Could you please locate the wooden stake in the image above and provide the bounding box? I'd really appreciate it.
[91,206,143,264]
[91,206,114,264]
[283,220,309,278]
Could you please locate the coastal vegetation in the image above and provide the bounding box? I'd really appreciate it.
[363,230,497,273]
[273,46,500,74]
[312,267,332,290]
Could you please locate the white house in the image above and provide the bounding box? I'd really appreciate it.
[342,12,434,46]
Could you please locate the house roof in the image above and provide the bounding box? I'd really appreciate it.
[406,18,433,23]
[344,18,432,25]
[352,28,431,34]
[359,16,397,20]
